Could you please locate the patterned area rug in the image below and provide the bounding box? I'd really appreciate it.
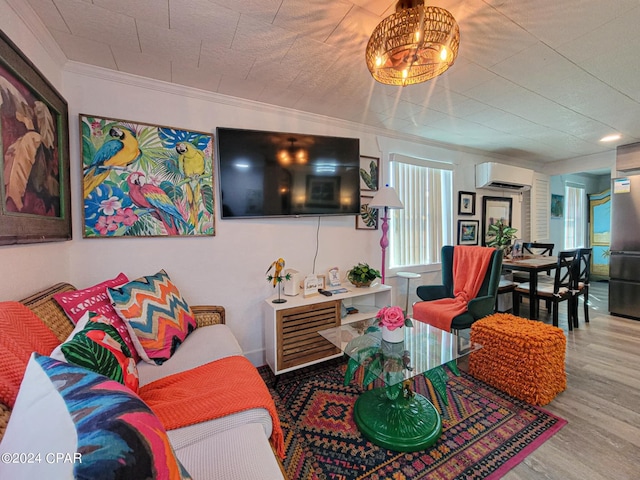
[259,358,567,480]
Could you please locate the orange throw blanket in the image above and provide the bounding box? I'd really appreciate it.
[413,246,494,331]
[139,355,285,459]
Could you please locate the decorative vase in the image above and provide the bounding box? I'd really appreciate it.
[381,325,404,343]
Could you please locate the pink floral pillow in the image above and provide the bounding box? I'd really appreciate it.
[54,273,139,362]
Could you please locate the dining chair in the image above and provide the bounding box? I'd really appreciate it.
[522,242,555,256]
[514,242,556,311]
[571,248,592,328]
[513,250,577,330]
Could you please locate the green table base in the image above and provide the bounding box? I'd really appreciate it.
[353,386,443,452]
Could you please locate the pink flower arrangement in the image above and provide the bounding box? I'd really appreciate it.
[376,306,406,331]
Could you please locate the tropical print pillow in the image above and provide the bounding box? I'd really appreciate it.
[0,354,192,480]
[108,270,196,365]
[51,312,139,392]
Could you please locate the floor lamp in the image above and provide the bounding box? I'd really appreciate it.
[369,185,404,284]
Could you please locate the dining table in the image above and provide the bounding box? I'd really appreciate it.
[501,255,558,320]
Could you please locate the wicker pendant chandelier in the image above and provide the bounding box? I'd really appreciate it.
[366,0,460,86]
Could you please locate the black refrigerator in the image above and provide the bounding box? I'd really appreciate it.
[609,175,640,320]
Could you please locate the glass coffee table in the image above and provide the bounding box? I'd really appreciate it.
[318,319,481,452]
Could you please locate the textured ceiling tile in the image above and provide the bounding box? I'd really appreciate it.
[257,84,306,109]
[169,0,239,46]
[53,0,140,50]
[112,49,171,82]
[49,28,117,69]
[456,3,539,67]
[487,0,639,48]
[171,60,222,92]
[137,20,201,65]
[231,14,297,58]
[199,42,255,79]
[217,74,266,100]
[208,0,282,24]
[93,0,169,28]
[350,0,394,18]
[272,0,353,42]
[26,0,70,32]
[324,4,379,56]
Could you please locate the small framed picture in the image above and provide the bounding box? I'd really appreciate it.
[359,155,379,192]
[458,220,479,245]
[303,274,320,298]
[328,267,341,287]
[458,191,476,215]
[317,274,326,290]
[356,194,379,230]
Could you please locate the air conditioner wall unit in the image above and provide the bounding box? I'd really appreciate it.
[475,162,534,191]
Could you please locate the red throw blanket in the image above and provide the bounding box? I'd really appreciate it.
[139,355,285,459]
[413,246,494,331]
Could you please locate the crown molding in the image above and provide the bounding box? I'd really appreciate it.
[63,60,516,164]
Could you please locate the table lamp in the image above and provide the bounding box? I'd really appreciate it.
[369,185,404,284]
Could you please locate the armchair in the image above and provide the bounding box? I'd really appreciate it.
[413,246,503,332]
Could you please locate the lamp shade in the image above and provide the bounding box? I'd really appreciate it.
[369,185,404,209]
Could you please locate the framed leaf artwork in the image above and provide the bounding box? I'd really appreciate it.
[0,30,71,245]
[356,194,378,230]
[81,114,215,238]
[359,155,379,192]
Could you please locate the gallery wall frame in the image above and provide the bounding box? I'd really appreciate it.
[551,194,564,218]
[482,196,512,246]
[356,194,378,230]
[458,220,479,245]
[0,30,71,245]
[458,191,476,215]
[359,155,379,192]
[81,114,215,238]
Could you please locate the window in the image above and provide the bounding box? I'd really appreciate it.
[388,154,453,270]
[564,183,586,249]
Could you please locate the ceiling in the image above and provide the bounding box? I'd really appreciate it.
[21,0,640,164]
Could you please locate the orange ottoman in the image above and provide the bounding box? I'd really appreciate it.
[468,313,566,406]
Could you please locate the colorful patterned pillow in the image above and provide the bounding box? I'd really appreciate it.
[108,270,197,365]
[54,273,140,362]
[0,354,192,480]
[51,312,139,392]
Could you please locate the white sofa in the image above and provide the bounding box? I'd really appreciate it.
[0,282,285,480]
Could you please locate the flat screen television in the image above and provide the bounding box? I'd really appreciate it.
[216,127,360,218]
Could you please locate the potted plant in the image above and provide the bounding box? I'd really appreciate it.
[486,220,518,256]
[347,262,381,287]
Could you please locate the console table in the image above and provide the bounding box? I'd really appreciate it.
[263,284,392,375]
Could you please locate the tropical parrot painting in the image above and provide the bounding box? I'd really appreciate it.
[83,126,140,198]
[81,115,214,237]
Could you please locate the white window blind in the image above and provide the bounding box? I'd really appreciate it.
[388,154,453,268]
[564,183,586,249]
[531,175,550,241]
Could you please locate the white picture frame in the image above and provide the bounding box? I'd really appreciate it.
[303,274,320,298]
[328,267,341,287]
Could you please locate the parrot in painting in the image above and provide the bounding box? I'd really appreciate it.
[84,127,141,198]
[266,258,286,287]
[126,172,189,235]
[176,142,206,225]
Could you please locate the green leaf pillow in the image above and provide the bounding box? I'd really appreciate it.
[51,312,139,392]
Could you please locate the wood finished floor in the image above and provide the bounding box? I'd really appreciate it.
[458,282,640,479]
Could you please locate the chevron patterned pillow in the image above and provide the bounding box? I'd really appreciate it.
[108,270,197,365]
